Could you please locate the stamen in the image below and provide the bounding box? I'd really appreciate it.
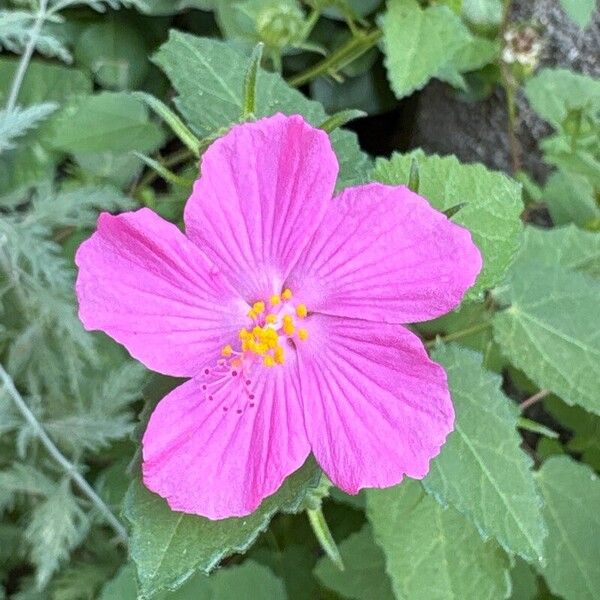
[282,315,295,336]
[221,344,233,357]
[298,328,309,341]
[282,288,293,300]
[265,314,277,324]
[263,355,276,367]
[252,301,265,314]
[270,294,281,305]
[296,304,307,318]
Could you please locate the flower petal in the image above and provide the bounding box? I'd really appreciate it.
[75,208,246,377]
[184,113,339,300]
[296,314,454,493]
[287,183,482,324]
[142,363,310,519]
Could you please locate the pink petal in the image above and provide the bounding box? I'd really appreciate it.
[296,314,454,493]
[75,208,246,377]
[184,113,339,300]
[287,183,482,324]
[142,362,310,519]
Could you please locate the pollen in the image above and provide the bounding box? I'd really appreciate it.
[263,355,276,367]
[265,314,277,324]
[270,294,281,305]
[282,315,295,336]
[282,288,293,300]
[221,344,233,357]
[298,328,309,341]
[252,301,265,314]
[296,304,307,318]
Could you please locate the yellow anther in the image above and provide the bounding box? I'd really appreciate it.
[252,301,265,314]
[274,346,285,364]
[282,288,293,300]
[263,355,276,367]
[221,344,233,357]
[283,314,295,336]
[298,328,309,341]
[296,304,307,318]
[270,294,281,305]
[247,309,257,319]
[231,357,242,368]
[240,328,250,339]
[265,314,277,324]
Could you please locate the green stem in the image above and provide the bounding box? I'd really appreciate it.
[425,321,492,349]
[287,28,382,88]
[6,0,49,111]
[307,507,344,571]
[0,364,129,546]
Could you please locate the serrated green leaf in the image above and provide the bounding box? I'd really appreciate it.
[0,103,58,152]
[50,92,164,155]
[367,480,511,600]
[535,457,600,600]
[524,69,600,129]
[314,525,394,600]
[493,263,600,415]
[152,31,371,189]
[380,0,471,98]
[373,150,523,297]
[124,460,320,598]
[558,0,596,29]
[518,225,600,278]
[424,345,546,561]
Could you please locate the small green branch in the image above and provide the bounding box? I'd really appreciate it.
[287,28,382,88]
[0,364,129,546]
[425,321,493,349]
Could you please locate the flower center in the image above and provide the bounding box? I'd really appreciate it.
[222,288,309,368]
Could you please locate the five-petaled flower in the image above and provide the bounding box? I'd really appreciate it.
[75,114,482,520]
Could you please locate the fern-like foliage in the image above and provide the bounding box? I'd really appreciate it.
[0,103,58,152]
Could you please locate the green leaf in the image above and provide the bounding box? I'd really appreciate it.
[152,31,371,189]
[461,0,503,30]
[101,560,285,600]
[372,150,523,297]
[314,525,395,600]
[424,345,546,561]
[543,170,600,227]
[493,263,600,415]
[524,69,600,129]
[0,59,91,196]
[545,397,600,471]
[518,225,600,279]
[558,0,596,29]
[380,0,471,98]
[128,0,216,14]
[510,558,538,600]
[51,92,164,154]
[535,457,600,600]
[74,17,150,90]
[367,480,511,600]
[124,460,320,598]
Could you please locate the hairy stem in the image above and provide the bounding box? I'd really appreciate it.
[307,506,344,571]
[0,364,129,545]
[287,28,382,88]
[5,0,49,112]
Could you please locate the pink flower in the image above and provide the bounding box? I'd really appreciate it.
[75,114,482,520]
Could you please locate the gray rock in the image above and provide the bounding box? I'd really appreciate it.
[409,0,599,180]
